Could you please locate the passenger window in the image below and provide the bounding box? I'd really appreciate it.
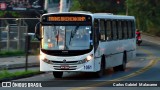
[123,21,128,39]
[112,20,118,40]
[131,21,135,38]
[118,21,123,39]
[128,21,132,38]
[106,20,112,40]
[100,20,106,41]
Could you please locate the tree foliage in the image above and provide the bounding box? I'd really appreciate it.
[70,0,126,14]
[126,0,160,36]
[0,11,21,18]
[70,0,160,36]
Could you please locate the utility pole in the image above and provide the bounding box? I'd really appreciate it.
[59,0,67,12]
[5,20,10,51]
[126,4,128,15]
[17,19,21,50]
[6,25,10,51]
[44,0,48,11]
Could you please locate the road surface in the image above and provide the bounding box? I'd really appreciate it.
[0,41,159,90]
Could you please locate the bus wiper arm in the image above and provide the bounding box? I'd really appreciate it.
[69,26,79,45]
[69,31,72,45]
[56,29,59,45]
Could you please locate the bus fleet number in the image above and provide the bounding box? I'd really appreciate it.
[84,65,92,70]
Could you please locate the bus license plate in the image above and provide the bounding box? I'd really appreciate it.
[60,65,70,69]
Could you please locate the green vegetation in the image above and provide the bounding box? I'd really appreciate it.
[70,0,126,14]
[0,70,40,81]
[0,50,25,57]
[70,0,160,36]
[70,0,81,11]
[126,0,160,36]
[0,11,21,18]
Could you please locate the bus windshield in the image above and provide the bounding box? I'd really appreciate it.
[42,25,91,50]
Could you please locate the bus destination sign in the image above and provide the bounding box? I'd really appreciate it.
[48,16,86,22]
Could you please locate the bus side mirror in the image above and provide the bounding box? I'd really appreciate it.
[35,22,42,41]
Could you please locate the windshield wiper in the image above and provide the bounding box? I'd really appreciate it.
[69,26,79,45]
[64,27,69,50]
[56,29,59,46]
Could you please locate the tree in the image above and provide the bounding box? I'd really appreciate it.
[0,11,20,18]
[126,0,160,36]
[70,0,126,14]
[0,11,41,18]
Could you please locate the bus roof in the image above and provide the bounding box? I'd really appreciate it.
[92,13,135,20]
[42,12,135,20]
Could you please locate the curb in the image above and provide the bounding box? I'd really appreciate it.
[0,63,39,70]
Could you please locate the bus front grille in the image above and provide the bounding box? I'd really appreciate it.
[52,61,79,65]
[53,66,77,70]
[51,59,85,65]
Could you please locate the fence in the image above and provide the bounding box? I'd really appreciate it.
[0,18,40,53]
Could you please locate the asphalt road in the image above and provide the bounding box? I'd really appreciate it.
[0,41,160,90]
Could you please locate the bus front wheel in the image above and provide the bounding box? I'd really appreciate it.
[53,72,63,78]
[95,57,105,77]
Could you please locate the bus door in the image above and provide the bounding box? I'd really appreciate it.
[93,19,99,52]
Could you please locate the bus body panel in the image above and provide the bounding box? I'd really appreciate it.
[98,38,136,68]
[40,49,99,72]
[40,59,94,72]
[37,12,136,74]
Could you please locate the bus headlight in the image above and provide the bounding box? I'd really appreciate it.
[86,54,93,61]
[43,58,53,64]
[39,54,45,60]
[39,54,53,64]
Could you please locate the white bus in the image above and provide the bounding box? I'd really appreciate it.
[35,12,136,78]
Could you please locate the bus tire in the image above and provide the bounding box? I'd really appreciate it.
[113,65,119,72]
[113,52,127,71]
[119,52,127,71]
[95,56,105,77]
[53,72,63,78]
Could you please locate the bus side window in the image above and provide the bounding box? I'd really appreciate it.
[112,20,118,40]
[128,21,132,38]
[106,20,112,41]
[100,20,106,41]
[123,21,128,39]
[131,21,135,38]
[118,21,123,39]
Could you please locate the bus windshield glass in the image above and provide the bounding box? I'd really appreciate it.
[42,25,91,50]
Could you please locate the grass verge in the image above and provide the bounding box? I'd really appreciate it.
[0,50,39,57]
[0,50,25,57]
[0,70,43,81]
